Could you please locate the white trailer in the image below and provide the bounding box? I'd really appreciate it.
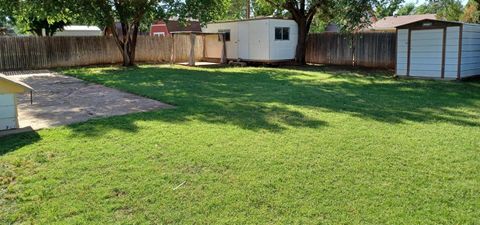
[203,18,298,62]
[396,19,480,79]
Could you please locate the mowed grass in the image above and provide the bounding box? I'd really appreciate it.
[1,65,479,224]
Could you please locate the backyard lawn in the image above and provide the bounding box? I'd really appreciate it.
[1,65,479,224]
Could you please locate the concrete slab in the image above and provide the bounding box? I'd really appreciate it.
[0,71,171,135]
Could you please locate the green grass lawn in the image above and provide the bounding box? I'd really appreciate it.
[1,65,479,224]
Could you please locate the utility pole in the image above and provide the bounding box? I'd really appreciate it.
[246,0,251,19]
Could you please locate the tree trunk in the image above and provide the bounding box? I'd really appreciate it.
[32,28,43,36]
[111,22,139,67]
[122,45,132,66]
[278,0,317,65]
[129,23,139,66]
[294,18,309,65]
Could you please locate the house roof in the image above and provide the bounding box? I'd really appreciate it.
[0,75,33,94]
[165,21,202,33]
[208,17,293,24]
[369,14,437,30]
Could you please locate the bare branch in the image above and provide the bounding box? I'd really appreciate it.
[284,1,301,20]
[306,0,323,19]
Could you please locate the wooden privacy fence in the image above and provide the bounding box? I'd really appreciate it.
[0,35,204,71]
[306,32,396,69]
[1,33,396,70]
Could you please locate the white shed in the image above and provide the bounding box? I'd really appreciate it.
[202,18,298,62]
[0,75,32,131]
[396,19,480,79]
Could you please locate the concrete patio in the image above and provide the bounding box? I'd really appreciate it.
[0,70,171,136]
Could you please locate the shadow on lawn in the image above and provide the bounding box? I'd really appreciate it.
[58,65,480,136]
[0,131,41,156]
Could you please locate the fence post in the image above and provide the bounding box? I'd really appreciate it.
[220,33,227,64]
[189,33,196,66]
[170,33,176,64]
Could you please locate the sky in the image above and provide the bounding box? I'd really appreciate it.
[405,0,469,5]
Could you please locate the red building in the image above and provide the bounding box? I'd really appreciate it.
[150,20,202,36]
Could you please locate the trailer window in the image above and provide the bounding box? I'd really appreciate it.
[275,27,289,40]
[218,29,231,41]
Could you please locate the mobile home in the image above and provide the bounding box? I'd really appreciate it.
[396,19,480,79]
[203,18,298,62]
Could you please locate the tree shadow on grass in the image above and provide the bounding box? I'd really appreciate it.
[0,130,41,156]
[64,99,328,137]
[40,65,480,136]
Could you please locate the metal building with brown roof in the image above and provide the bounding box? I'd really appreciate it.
[396,19,480,79]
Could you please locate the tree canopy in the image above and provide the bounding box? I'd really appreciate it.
[462,0,480,23]
[0,0,76,36]
[69,0,229,66]
[374,0,467,21]
[396,3,416,15]
[415,0,464,21]
[221,0,281,20]
[374,0,404,18]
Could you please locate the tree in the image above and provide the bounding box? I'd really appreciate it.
[224,0,252,19]
[260,0,375,64]
[222,0,280,20]
[397,3,416,15]
[225,1,247,19]
[23,19,69,36]
[0,0,75,36]
[309,17,329,33]
[252,0,281,17]
[74,0,228,66]
[375,0,404,18]
[462,0,480,23]
[75,0,161,66]
[415,0,464,21]
[0,1,13,27]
